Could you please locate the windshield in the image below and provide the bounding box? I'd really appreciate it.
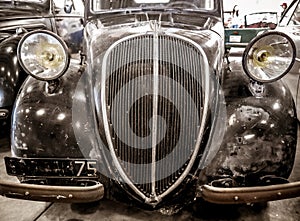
[92,0,216,11]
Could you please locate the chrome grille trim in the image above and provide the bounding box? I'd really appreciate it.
[99,28,211,206]
[158,34,211,201]
[100,37,147,202]
[151,23,160,201]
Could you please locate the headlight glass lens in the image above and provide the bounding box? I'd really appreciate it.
[243,32,296,82]
[18,30,69,81]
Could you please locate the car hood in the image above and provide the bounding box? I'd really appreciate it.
[86,20,223,69]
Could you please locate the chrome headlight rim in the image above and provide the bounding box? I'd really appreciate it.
[17,30,70,81]
[242,31,296,83]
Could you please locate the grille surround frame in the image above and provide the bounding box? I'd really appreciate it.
[96,30,211,206]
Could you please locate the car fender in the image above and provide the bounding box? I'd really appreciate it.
[11,60,85,158]
[204,60,297,186]
[0,34,27,108]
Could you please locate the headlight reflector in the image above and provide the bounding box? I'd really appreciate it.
[18,30,69,81]
[242,31,296,83]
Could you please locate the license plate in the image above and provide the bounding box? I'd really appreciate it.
[229,35,241,43]
[5,157,98,178]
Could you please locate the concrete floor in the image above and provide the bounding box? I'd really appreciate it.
[0,52,300,220]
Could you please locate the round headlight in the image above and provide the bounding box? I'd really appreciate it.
[242,31,296,83]
[17,30,70,81]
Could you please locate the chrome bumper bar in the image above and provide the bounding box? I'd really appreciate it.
[201,181,300,204]
[1,178,300,204]
[0,180,104,203]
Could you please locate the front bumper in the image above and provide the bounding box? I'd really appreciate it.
[1,178,300,204]
[1,156,300,204]
[0,179,104,203]
[201,182,300,204]
[1,157,104,203]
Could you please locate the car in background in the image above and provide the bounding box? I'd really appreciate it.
[0,0,83,138]
[225,11,278,50]
[0,0,300,215]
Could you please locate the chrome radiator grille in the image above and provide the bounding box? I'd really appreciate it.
[100,33,209,205]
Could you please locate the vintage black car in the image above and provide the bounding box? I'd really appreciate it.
[0,0,83,137]
[0,0,300,214]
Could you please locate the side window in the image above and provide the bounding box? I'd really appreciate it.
[53,0,84,56]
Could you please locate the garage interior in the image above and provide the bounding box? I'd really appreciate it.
[0,0,300,220]
[0,50,299,221]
